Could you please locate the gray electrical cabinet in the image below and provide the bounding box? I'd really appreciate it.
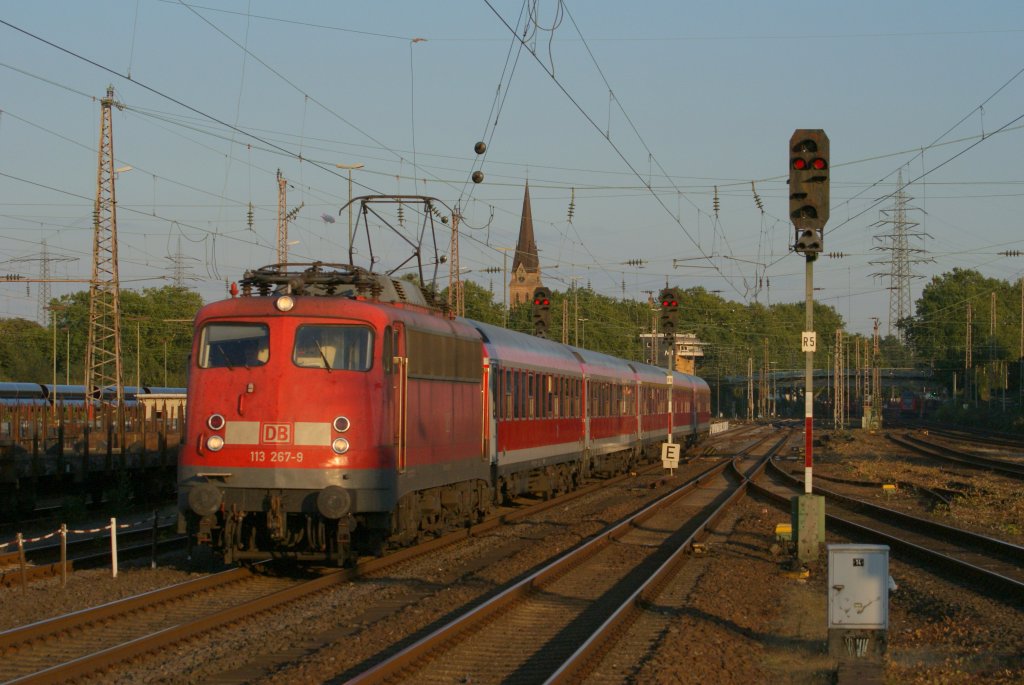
[827,544,889,657]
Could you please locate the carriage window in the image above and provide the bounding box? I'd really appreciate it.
[505,369,512,419]
[199,323,269,368]
[512,370,521,419]
[294,325,373,371]
[528,373,536,419]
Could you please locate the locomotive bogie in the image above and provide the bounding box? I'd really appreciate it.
[392,479,493,545]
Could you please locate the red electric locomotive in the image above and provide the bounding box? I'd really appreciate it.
[178,262,710,565]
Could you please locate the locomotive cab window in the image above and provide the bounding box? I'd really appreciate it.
[294,325,373,371]
[199,323,269,368]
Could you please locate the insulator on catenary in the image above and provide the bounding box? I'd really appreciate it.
[567,187,576,223]
[751,181,764,213]
[713,186,720,219]
[246,202,254,230]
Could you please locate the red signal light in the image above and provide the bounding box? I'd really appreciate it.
[811,158,827,170]
[792,158,808,171]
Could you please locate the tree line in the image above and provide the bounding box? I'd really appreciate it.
[0,286,202,387]
[1,269,1019,406]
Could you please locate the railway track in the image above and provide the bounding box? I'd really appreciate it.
[756,460,1024,602]
[807,471,954,509]
[0,435,731,681]
[897,421,1024,451]
[342,432,792,684]
[0,425,767,683]
[888,432,1024,479]
[0,519,181,587]
[0,565,310,684]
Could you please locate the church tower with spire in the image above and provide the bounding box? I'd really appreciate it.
[509,182,542,308]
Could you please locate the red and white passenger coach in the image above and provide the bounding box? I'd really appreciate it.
[178,263,710,564]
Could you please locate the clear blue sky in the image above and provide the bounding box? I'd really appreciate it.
[1,1,1022,340]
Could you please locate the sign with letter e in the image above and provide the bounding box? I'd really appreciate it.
[661,442,681,470]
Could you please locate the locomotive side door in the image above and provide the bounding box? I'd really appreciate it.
[390,322,408,472]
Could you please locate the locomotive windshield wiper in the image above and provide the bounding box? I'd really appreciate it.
[215,344,235,370]
[314,340,333,372]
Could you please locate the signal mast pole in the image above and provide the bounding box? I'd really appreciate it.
[803,256,814,493]
[789,128,830,562]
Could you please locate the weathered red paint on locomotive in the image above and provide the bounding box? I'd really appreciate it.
[182,295,484,475]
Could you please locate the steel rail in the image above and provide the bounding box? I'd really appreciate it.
[888,433,1024,478]
[344,431,789,684]
[0,523,182,586]
[0,461,702,681]
[754,460,1024,602]
[544,434,790,684]
[0,427,760,683]
[767,460,1024,561]
[788,471,953,508]
[898,421,1024,450]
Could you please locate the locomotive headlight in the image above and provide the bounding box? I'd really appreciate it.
[333,416,351,433]
[207,414,226,431]
[332,437,350,454]
[275,295,295,312]
[206,434,225,451]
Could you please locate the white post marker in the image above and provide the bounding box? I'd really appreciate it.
[110,517,118,579]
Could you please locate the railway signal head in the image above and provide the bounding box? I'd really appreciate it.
[789,129,829,255]
[532,286,551,338]
[659,287,680,338]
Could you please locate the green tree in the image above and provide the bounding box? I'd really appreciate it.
[0,318,51,382]
[45,286,203,388]
[906,268,1019,391]
[460,280,505,326]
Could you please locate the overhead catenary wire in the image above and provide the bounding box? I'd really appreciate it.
[484,0,746,298]
[4,9,1019,321]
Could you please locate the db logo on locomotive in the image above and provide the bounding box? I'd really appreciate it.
[262,423,292,444]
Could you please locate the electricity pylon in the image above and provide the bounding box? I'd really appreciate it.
[84,85,124,405]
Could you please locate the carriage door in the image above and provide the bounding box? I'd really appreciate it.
[690,387,698,436]
[482,359,492,462]
[390,322,408,472]
[581,375,590,453]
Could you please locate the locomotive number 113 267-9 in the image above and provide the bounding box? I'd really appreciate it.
[250,451,304,463]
